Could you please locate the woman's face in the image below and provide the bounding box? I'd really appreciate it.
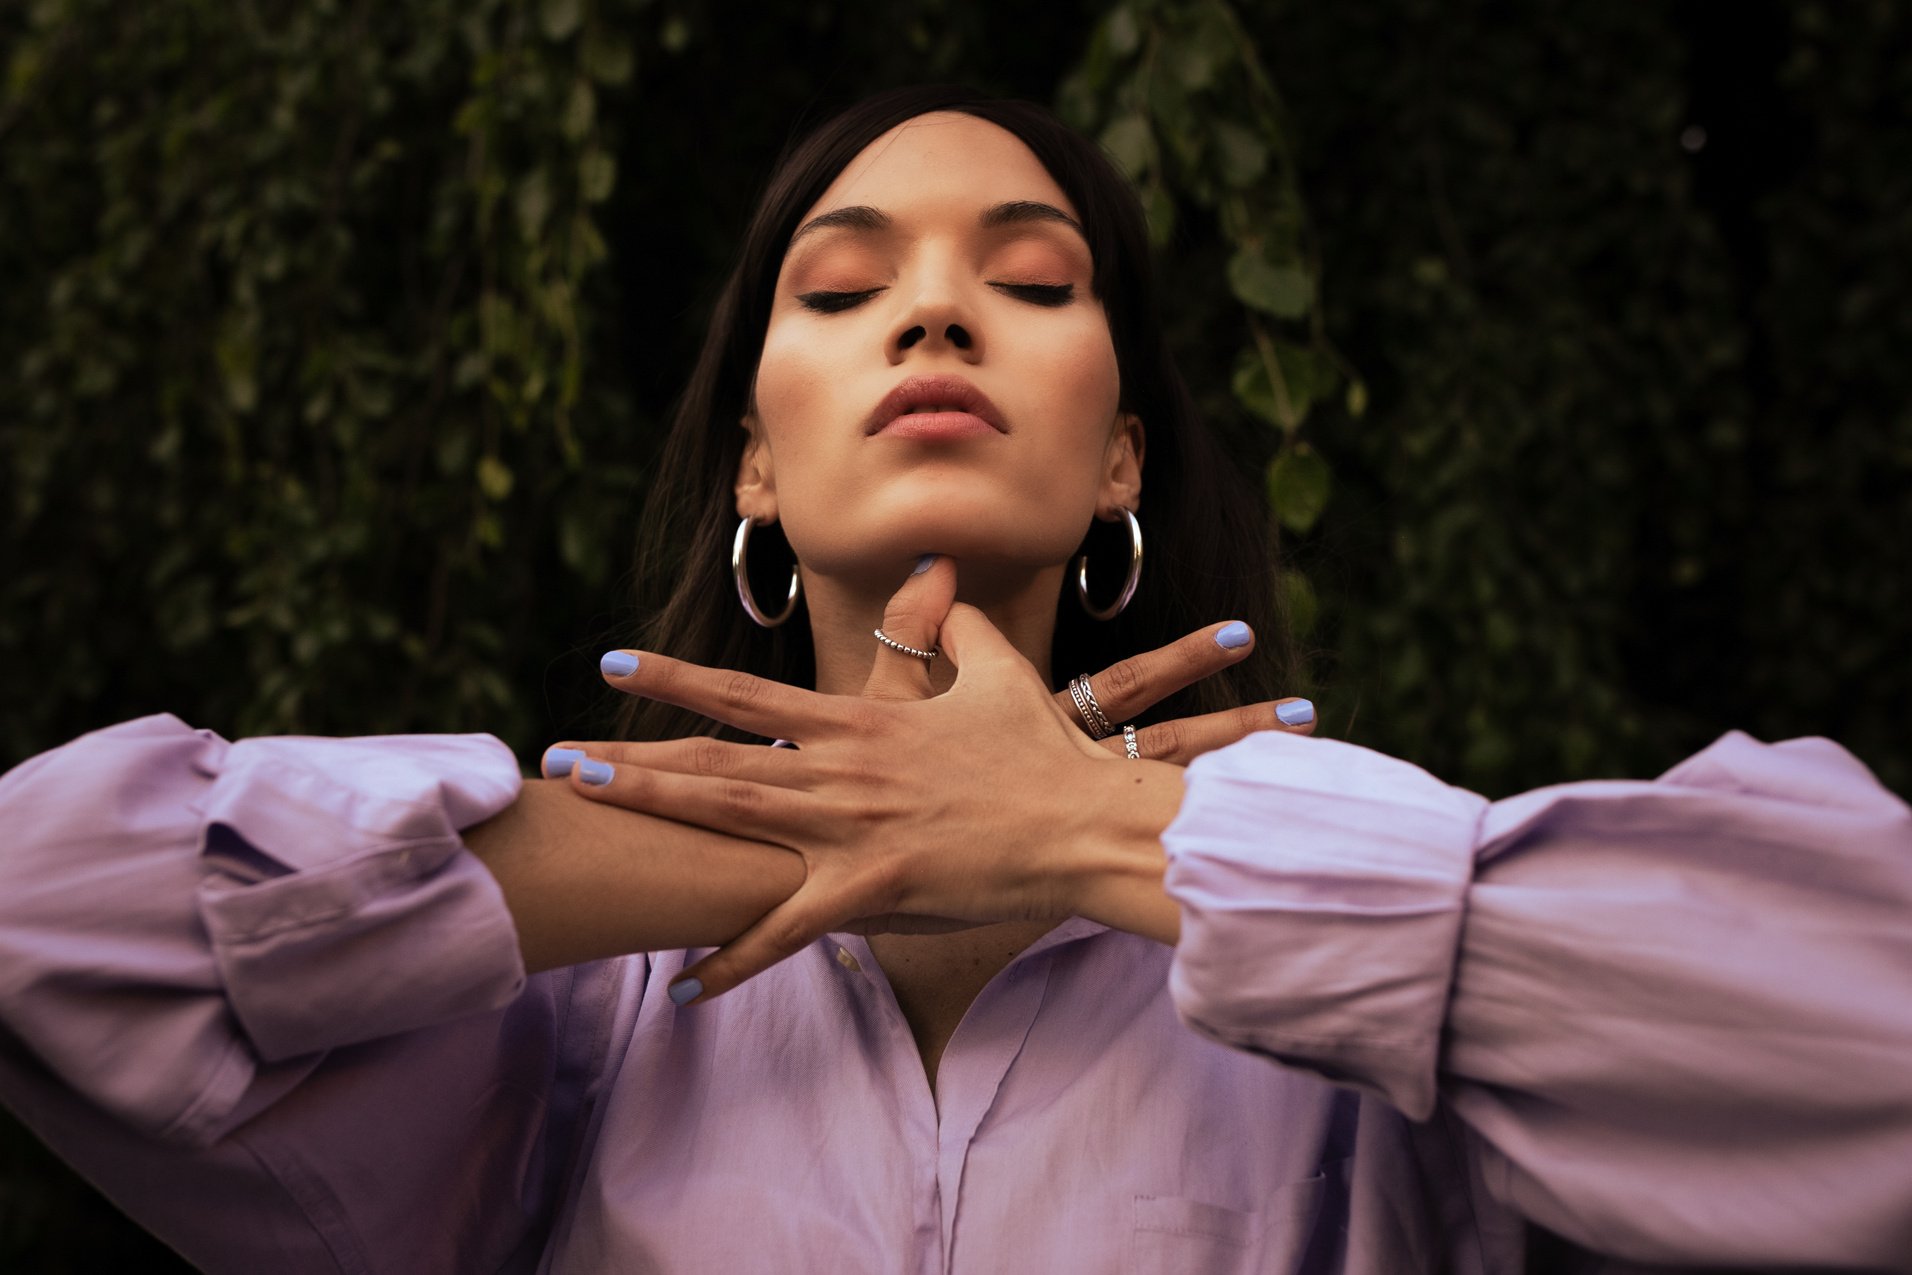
[744,112,1140,588]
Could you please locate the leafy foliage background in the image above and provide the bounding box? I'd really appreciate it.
[1,0,1905,1266]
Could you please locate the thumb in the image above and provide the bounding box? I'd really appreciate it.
[865,554,957,700]
[937,600,1027,679]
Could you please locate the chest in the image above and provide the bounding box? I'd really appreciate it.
[867,921,1054,1093]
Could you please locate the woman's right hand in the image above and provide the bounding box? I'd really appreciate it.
[544,557,1316,1000]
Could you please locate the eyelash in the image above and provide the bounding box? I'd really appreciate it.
[795,282,1075,313]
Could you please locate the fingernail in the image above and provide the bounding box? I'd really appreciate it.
[1215,621,1252,649]
[668,977,702,1005]
[912,554,937,575]
[1276,699,1315,726]
[543,747,585,778]
[577,758,615,786]
[600,650,639,678]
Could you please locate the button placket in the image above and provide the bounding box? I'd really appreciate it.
[932,950,1056,1271]
[830,932,944,1268]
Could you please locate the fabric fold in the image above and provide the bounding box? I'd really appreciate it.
[0,715,527,1142]
[1163,733,1486,1118]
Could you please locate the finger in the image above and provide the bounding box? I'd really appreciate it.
[561,750,830,843]
[599,648,847,741]
[542,737,815,789]
[864,554,957,701]
[1097,696,1317,765]
[1057,621,1258,735]
[937,601,1036,678]
[667,877,854,1004]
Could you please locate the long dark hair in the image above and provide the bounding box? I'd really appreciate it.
[619,85,1292,742]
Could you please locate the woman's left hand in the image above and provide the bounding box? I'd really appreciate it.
[544,557,1315,1002]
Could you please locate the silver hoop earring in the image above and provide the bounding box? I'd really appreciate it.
[1074,507,1143,621]
[733,516,801,627]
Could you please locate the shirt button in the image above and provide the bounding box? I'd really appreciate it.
[835,946,862,973]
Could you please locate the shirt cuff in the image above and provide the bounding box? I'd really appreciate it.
[1162,732,1486,1118]
[194,733,528,1062]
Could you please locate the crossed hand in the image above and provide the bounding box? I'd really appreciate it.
[544,556,1314,1002]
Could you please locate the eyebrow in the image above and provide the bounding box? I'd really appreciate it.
[786,200,1086,248]
[979,200,1084,235]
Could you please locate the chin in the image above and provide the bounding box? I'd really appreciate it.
[790,506,1087,582]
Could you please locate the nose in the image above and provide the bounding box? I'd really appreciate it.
[889,268,983,364]
[895,320,972,354]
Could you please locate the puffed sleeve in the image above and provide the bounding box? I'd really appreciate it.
[1161,729,1912,1270]
[0,714,609,1273]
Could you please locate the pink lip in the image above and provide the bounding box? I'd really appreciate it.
[866,375,1008,439]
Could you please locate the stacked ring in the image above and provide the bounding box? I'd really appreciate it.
[873,628,937,661]
[1068,674,1116,739]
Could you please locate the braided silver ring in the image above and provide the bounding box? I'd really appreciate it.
[873,628,937,662]
[1123,723,1140,760]
[1067,674,1116,739]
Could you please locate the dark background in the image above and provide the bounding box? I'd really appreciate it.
[2,0,1906,1267]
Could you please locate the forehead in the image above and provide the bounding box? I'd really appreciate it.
[803,112,1078,225]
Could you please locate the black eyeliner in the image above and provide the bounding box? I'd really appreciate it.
[995,282,1074,306]
[797,288,883,313]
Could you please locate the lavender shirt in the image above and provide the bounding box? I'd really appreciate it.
[1,716,1907,1273]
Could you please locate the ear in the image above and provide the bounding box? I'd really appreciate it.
[1097,413,1145,517]
[734,415,779,523]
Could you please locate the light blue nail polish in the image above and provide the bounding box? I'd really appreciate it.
[543,747,585,778]
[1215,621,1252,649]
[669,977,702,1005]
[577,758,615,786]
[1276,699,1315,726]
[913,554,937,575]
[600,650,639,678]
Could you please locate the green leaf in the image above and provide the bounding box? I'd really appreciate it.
[1212,119,1267,188]
[1266,445,1331,534]
[215,314,259,414]
[1227,250,1311,318]
[1280,568,1319,638]
[540,0,582,42]
[1345,379,1369,418]
[583,33,635,86]
[561,79,596,142]
[515,170,551,241]
[1232,341,1332,432]
[580,150,616,203]
[1099,113,1153,179]
[1143,183,1176,248]
[1105,6,1140,58]
[477,455,514,502]
[1166,36,1218,92]
[1231,347,1282,428]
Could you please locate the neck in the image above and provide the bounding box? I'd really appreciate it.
[801,561,1064,696]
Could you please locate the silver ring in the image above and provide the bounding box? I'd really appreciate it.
[1123,723,1140,760]
[873,628,937,661]
[1068,674,1116,739]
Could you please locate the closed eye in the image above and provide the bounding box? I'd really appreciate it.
[797,288,884,313]
[991,282,1074,307]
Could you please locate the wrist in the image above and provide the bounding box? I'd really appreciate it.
[1050,757,1185,944]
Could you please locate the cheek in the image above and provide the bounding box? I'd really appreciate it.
[754,320,826,423]
[751,322,847,484]
[1022,320,1123,452]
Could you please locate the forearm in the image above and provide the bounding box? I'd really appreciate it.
[465,778,806,973]
[1058,760,1186,945]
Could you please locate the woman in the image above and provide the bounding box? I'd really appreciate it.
[2,86,1908,1274]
